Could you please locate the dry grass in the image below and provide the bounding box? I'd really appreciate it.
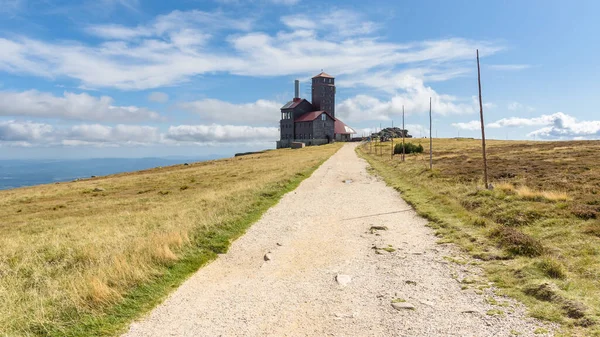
[0,144,342,336]
[359,138,600,336]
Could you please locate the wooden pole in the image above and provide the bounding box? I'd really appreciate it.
[402,105,405,162]
[429,97,432,170]
[477,49,489,189]
[391,120,394,159]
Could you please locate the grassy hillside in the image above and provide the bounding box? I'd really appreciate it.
[0,143,342,337]
[359,138,600,337]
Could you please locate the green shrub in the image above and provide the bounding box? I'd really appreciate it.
[394,142,424,155]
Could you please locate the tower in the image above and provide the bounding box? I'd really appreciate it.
[311,72,335,118]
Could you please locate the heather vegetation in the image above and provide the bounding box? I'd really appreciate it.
[0,143,342,337]
[358,138,600,336]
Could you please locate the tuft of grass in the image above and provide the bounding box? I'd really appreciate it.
[486,309,505,316]
[515,186,570,202]
[489,226,544,257]
[536,258,567,279]
[0,143,342,337]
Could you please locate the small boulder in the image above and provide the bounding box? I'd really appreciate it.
[92,187,105,192]
[461,308,480,314]
[335,274,352,286]
[264,253,273,261]
[392,302,415,311]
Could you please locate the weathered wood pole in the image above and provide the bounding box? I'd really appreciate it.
[429,97,432,170]
[402,105,405,162]
[477,49,489,189]
[391,120,394,159]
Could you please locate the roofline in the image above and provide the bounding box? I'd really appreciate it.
[312,72,334,79]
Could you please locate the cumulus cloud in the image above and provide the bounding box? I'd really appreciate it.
[0,90,161,122]
[65,124,161,144]
[166,124,278,143]
[452,120,481,131]
[455,112,600,140]
[0,120,278,146]
[336,77,484,123]
[177,99,281,124]
[0,120,54,141]
[0,8,504,90]
[0,121,161,145]
[148,92,169,103]
[526,113,600,139]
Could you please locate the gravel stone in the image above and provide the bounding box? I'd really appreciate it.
[392,302,416,310]
[335,274,352,286]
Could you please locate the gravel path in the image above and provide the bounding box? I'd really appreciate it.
[123,143,554,337]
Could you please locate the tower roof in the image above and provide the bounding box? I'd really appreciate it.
[312,71,334,79]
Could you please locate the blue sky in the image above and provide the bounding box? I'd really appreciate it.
[1,0,599,158]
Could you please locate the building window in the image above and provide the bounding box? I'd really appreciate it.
[321,114,326,121]
[309,134,312,139]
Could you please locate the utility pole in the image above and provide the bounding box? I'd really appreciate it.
[477,49,489,189]
[391,120,394,159]
[402,105,405,162]
[429,97,433,170]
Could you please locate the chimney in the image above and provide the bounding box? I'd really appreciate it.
[294,79,299,99]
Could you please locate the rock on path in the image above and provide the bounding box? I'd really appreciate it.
[123,144,554,337]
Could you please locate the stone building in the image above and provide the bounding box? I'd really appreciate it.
[277,72,355,148]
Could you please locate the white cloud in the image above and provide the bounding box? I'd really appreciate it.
[488,64,531,71]
[526,113,600,139]
[507,101,535,112]
[0,121,160,145]
[0,120,53,141]
[86,10,254,40]
[0,9,504,90]
[487,114,557,128]
[0,120,277,146]
[281,10,377,37]
[177,99,281,125]
[452,120,481,131]
[0,90,161,122]
[148,92,169,103]
[457,112,600,140]
[65,124,161,144]
[336,77,484,123]
[166,124,278,143]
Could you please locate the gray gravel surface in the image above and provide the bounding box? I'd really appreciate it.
[123,143,555,337]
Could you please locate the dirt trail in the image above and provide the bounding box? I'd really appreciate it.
[123,143,554,337]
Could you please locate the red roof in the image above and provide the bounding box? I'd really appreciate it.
[312,72,334,79]
[294,110,335,122]
[334,119,357,135]
[280,98,308,110]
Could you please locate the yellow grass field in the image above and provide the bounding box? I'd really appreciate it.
[359,138,600,336]
[0,143,342,337]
